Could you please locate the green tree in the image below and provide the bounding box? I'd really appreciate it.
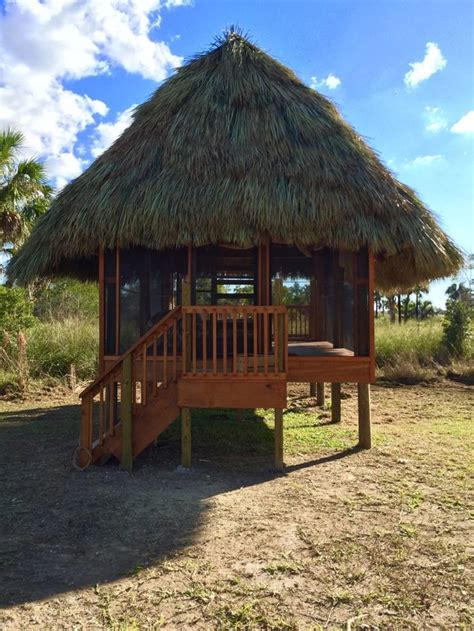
[442,283,472,358]
[0,129,52,258]
[446,282,472,306]
[33,279,99,322]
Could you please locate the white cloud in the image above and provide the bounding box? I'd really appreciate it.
[450,111,474,135]
[310,73,341,90]
[404,42,447,88]
[44,153,86,190]
[424,106,447,133]
[0,0,187,185]
[91,106,137,158]
[404,154,444,169]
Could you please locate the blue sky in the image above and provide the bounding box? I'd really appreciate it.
[0,0,472,306]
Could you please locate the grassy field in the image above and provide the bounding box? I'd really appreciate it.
[1,316,472,393]
[0,381,472,629]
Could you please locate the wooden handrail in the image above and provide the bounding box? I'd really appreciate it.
[80,306,182,398]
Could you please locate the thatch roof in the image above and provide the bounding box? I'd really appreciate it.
[9,31,462,290]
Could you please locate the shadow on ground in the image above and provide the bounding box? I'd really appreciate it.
[0,402,356,607]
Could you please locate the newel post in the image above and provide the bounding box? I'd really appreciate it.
[121,354,133,471]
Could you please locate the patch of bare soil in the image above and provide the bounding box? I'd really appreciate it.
[0,382,472,629]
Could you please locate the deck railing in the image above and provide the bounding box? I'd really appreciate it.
[286,304,311,340]
[181,306,288,378]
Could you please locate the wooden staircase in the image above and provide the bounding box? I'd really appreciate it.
[78,307,183,469]
[77,305,288,470]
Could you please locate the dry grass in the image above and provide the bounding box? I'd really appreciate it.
[0,381,472,629]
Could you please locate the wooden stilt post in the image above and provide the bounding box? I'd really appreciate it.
[181,407,191,468]
[274,408,284,471]
[316,382,325,406]
[309,383,316,396]
[331,383,341,423]
[121,354,133,471]
[357,383,372,448]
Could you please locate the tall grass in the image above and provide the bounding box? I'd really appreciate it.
[375,317,448,367]
[26,318,98,380]
[0,318,98,389]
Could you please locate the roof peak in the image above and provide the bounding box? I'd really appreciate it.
[213,26,255,51]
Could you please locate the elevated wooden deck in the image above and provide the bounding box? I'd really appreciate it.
[79,305,373,470]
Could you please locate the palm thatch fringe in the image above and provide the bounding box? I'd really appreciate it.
[8,30,463,290]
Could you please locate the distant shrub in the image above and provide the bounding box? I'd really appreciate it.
[0,285,36,335]
[442,300,472,359]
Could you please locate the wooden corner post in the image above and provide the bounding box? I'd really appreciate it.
[121,354,133,471]
[357,383,372,448]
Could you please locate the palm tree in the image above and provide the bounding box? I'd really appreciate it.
[0,129,52,257]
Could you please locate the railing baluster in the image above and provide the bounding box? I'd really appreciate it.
[109,379,115,436]
[182,309,187,377]
[212,311,217,375]
[223,310,227,375]
[163,326,168,388]
[202,312,207,376]
[153,336,157,396]
[192,312,197,375]
[99,387,104,445]
[89,395,94,451]
[142,343,147,406]
[232,309,237,375]
[253,309,258,374]
[173,320,177,382]
[264,310,269,376]
[243,310,248,375]
[274,312,278,375]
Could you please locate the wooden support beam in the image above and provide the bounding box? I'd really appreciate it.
[181,407,191,468]
[331,383,341,423]
[309,383,316,397]
[317,382,325,406]
[274,408,284,471]
[121,354,133,471]
[357,383,372,448]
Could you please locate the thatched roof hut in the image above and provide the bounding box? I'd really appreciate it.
[9,31,462,290]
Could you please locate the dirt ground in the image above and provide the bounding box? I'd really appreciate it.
[0,381,472,630]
